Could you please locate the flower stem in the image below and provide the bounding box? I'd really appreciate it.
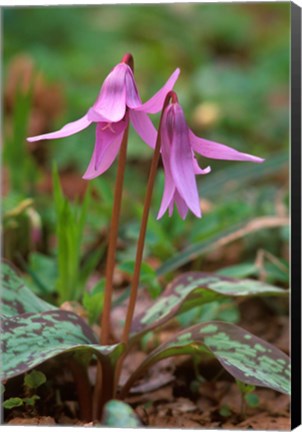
[120,135,161,343]
[114,92,173,392]
[94,53,134,420]
[69,358,93,421]
[93,125,129,420]
[100,124,129,346]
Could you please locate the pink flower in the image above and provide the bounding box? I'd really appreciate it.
[27,55,180,179]
[157,96,265,220]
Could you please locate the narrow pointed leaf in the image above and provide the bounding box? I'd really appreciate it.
[2,262,56,317]
[123,322,290,396]
[131,272,287,338]
[1,310,123,381]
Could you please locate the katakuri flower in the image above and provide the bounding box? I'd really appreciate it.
[27,54,180,179]
[157,94,265,220]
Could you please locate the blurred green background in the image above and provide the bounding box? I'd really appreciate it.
[3,4,290,306]
[4,3,289,166]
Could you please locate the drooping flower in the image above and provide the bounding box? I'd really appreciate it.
[27,55,180,179]
[157,95,265,220]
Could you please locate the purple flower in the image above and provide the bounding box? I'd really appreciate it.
[27,56,180,179]
[157,97,265,220]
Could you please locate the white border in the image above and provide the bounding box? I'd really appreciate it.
[1,1,300,432]
[0,0,301,7]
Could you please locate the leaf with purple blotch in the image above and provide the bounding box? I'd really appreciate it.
[1,310,123,381]
[122,321,290,397]
[130,272,287,339]
[2,261,56,317]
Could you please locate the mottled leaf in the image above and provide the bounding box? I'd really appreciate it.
[2,261,56,317]
[131,272,286,338]
[122,321,290,396]
[1,310,123,381]
[102,400,142,427]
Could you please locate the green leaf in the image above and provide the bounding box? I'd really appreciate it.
[130,272,287,339]
[156,214,288,277]
[3,397,24,409]
[24,370,46,389]
[236,380,255,394]
[122,322,290,397]
[219,405,232,417]
[52,164,91,303]
[1,310,124,381]
[23,395,40,406]
[217,263,258,278]
[244,393,260,408]
[82,279,105,325]
[119,260,161,299]
[2,261,56,317]
[102,400,142,427]
[27,252,58,295]
[3,83,39,194]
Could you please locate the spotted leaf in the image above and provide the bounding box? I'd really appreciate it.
[122,321,290,396]
[2,261,56,317]
[1,310,124,381]
[131,272,287,338]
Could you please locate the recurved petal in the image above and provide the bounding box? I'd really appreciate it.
[190,131,265,163]
[27,114,91,142]
[82,121,127,180]
[130,110,157,149]
[170,104,201,218]
[193,157,211,175]
[92,63,128,122]
[135,68,180,114]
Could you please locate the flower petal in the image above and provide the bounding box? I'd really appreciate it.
[190,131,265,163]
[27,114,91,142]
[168,200,175,217]
[193,157,211,175]
[94,119,128,170]
[125,68,142,109]
[157,163,175,220]
[130,110,157,149]
[82,121,127,180]
[174,191,189,220]
[92,63,128,122]
[169,104,201,218]
[87,108,111,123]
[157,109,176,219]
[135,68,180,114]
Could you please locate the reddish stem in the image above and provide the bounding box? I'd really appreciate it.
[69,358,93,422]
[114,92,173,393]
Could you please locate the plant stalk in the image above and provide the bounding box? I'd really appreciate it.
[93,125,129,420]
[69,358,93,422]
[114,92,173,393]
[100,124,129,346]
[96,358,116,421]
